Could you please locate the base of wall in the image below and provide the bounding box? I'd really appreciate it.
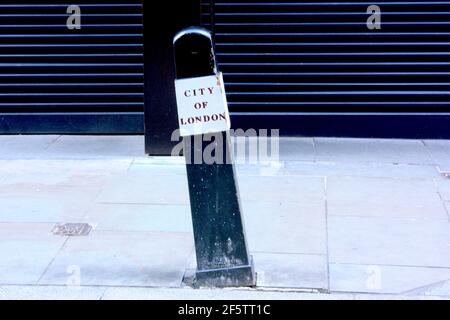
[0,113,144,135]
[231,113,450,140]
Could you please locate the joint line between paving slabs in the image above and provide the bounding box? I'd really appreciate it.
[44,135,63,150]
[323,176,331,293]
[433,178,450,221]
[36,236,70,285]
[421,140,443,175]
[312,138,318,163]
[126,158,136,172]
[401,278,450,296]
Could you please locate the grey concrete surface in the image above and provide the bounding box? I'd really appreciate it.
[437,176,450,202]
[0,223,67,285]
[253,253,328,290]
[0,135,449,299]
[328,216,450,268]
[327,176,447,219]
[315,138,434,165]
[0,135,60,160]
[2,285,446,300]
[330,263,450,295]
[424,140,450,171]
[39,231,195,287]
[243,201,326,255]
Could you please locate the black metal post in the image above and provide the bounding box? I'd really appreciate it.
[173,28,255,288]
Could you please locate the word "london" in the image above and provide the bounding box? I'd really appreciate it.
[179,85,227,126]
[180,113,227,125]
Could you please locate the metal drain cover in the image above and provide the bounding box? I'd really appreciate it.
[52,223,92,236]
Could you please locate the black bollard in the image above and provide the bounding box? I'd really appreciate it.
[173,27,255,288]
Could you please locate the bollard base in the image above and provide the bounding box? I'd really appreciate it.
[194,259,256,288]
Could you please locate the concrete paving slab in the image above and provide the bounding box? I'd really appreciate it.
[328,216,450,268]
[0,159,132,176]
[39,231,195,287]
[0,285,106,300]
[103,287,340,300]
[0,197,71,224]
[90,203,193,233]
[46,136,144,159]
[0,223,66,285]
[97,173,190,205]
[243,201,326,255]
[0,135,60,160]
[134,156,185,166]
[233,137,314,163]
[1,170,113,190]
[330,263,450,295]
[436,177,450,202]
[1,171,85,187]
[253,253,328,291]
[237,162,286,177]
[98,171,324,206]
[129,163,187,176]
[0,185,102,223]
[1,285,444,300]
[134,137,312,167]
[327,176,447,219]
[409,279,450,297]
[315,138,434,165]
[239,176,326,204]
[283,161,440,179]
[424,140,450,171]
[277,138,315,162]
[99,287,445,300]
[129,162,285,178]
[103,286,335,300]
[0,135,449,297]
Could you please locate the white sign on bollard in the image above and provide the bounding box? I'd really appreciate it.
[175,72,231,137]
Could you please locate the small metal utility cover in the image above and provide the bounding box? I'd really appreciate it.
[441,172,450,179]
[52,223,92,236]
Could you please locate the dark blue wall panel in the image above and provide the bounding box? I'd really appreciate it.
[0,1,143,134]
[0,113,143,135]
[196,0,450,140]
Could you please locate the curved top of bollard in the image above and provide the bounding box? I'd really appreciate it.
[173,26,212,44]
[173,26,217,79]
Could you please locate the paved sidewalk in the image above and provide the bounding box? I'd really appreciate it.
[0,135,449,299]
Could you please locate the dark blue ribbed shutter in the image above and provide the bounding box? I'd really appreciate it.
[201,0,450,135]
[0,0,143,134]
